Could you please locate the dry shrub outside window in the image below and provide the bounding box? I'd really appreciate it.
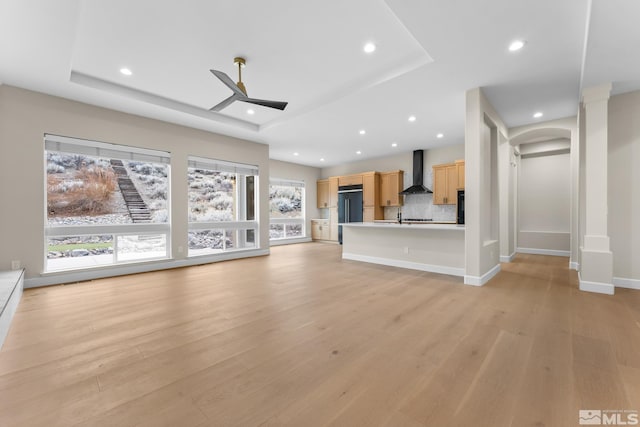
[48,167,117,215]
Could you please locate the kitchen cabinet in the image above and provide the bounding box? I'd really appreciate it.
[329,207,339,241]
[363,207,377,222]
[326,178,340,241]
[316,179,330,208]
[456,160,465,189]
[362,172,382,221]
[433,163,459,205]
[311,219,330,240]
[338,174,363,187]
[362,172,376,206]
[329,177,339,207]
[379,170,404,207]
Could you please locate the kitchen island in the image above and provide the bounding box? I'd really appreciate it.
[341,222,465,277]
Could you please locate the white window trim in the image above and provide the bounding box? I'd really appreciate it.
[44,135,172,273]
[45,134,171,164]
[187,221,258,231]
[269,218,304,225]
[269,179,305,242]
[45,223,170,237]
[187,156,260,257]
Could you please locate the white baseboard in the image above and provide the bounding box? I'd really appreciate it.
[569,261,579,271]
[516,247,570,257]
[613,277,640,291]
[342,253,464,278]
[25,248,270,288]
[500,253,516,263]
[578,272,615,295]
[464,263,501,286]
[269,237,312,246]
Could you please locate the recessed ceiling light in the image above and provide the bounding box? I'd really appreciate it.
[508,40,525,52]
[247,109,255,115]
[391,142,398,147]
[120,68,132,76]
[408,115,416,122]
[356,151,362,155]
[533,111,543,118]
[359,129,366,135]
[436,133,444,139]
[363,43,376,53]
[320,158,325,162]
[293,152,299,156]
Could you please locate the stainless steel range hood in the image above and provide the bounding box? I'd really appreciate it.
[400,150,433,194]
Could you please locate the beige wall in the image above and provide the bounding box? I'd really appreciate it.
[608,90,640,281]
[269,159,322,237]
[0,85,270,280]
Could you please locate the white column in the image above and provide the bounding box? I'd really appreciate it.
[579,83,614,294]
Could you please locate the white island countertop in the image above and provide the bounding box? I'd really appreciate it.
[341,222,464,231]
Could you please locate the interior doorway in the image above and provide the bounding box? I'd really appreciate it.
[513,133,572,257]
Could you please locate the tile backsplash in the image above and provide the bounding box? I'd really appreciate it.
[384,193,457,221]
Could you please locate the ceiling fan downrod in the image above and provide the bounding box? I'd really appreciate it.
[234,57,247,96]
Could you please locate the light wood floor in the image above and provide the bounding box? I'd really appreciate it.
[1,243,639,426]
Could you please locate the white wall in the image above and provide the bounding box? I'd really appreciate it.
[269,159,322,238]
[608,90,640,282]
[0,85,271,282]
[517,140,571,254]
[464,88,507,285]
[578,106,586,270]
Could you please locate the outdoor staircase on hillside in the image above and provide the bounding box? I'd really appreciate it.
[109,160,152,223]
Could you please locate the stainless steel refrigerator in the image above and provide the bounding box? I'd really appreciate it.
[338,185,363,244]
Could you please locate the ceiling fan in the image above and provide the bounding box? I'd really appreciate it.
[209,57,288,112]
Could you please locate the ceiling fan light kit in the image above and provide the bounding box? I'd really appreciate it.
[209,57,288,112]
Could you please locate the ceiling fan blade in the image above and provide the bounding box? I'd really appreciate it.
[241,97,288,111]
[210,94,241,112]
[210,69,245,96]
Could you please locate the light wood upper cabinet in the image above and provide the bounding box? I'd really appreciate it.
[379,170,404,207]
[362,172,382,221]
[433,166,448,204]
[316,179,330,208]
[446,164,458,203]
[338,174,363,187]
[362,172,378,207]
[456,159,465,189]
[329,177,339,207]
[433,162,462,205]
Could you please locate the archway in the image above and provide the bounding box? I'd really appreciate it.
[508,122,578,268]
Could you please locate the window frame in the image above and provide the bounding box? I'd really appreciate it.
[187,156,260,257]
[43,134,171,273]
[269,178,305,242]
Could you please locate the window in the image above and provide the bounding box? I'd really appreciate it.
[44,134,170,272]
[187,156,258,256]
[269,179,305,241]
